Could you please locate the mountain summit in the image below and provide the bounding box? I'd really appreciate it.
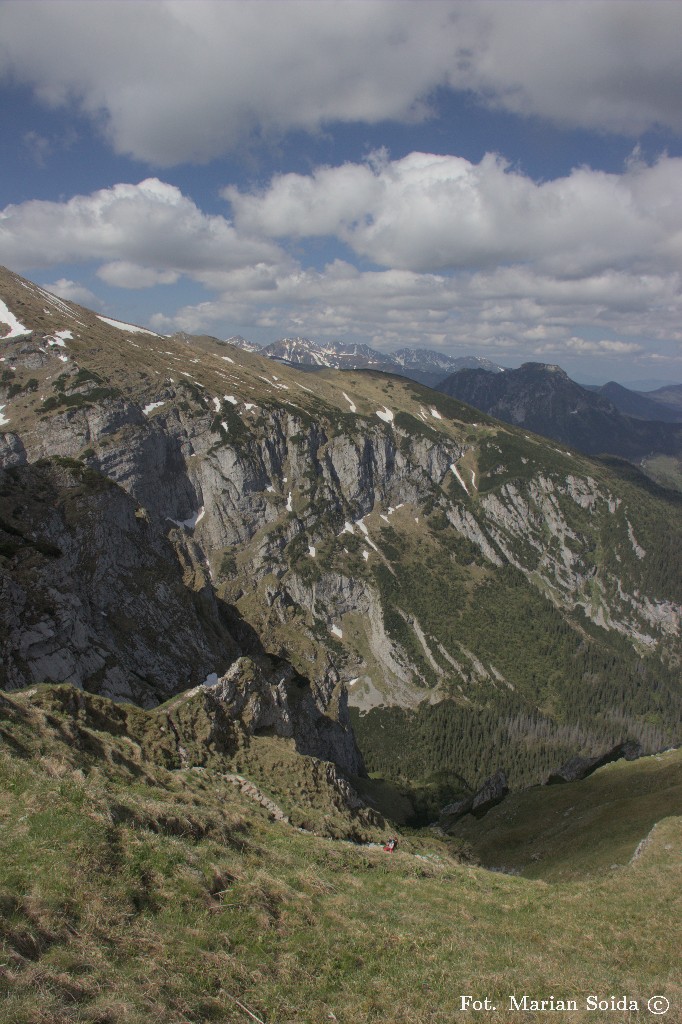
[437,361,682,463]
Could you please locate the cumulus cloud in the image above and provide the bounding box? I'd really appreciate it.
[3,161,681,370]
[149,256,682,368]
[228,151,682,277]
[0,177,285,276]
[97,262,180,289]
[1,1,682,165]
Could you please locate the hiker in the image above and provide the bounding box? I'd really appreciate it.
[383,837,397,852]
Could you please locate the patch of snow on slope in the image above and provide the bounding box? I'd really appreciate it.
[341,521,355,535]
[308,545,316,558]
[330,625,343,639]
[202,672,219,687]
[46,329,73,348]
[97,315,158,336]
[0,405,9,426]
[220,355,235,363]
[221,421,229,432]
[224,395,238,405]
[286,491,293,512]
[342,391,357,412]
[0,299,30,339]
[430,407,442,419]
[212,397,221,412]
[142,401,165,416]
[376,406,394,423]
[355,519,369,536]
[362,549,370,561]
[450,463,470,495]
[169,506,205,529]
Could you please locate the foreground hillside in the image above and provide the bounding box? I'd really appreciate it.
[0,687,679,1024]
[1,266,681,801]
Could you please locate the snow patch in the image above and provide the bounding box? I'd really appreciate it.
[220,421,229,433]
[450,463,470,495]
[341,521,355,535]
[202,672,219,687]
[97,315,158,336]
[286,491,293,512]
[0,299,30,339]
[224,395,238,405]
[220,355,235,363]
[169,506,205,529]
[341,391,357,412]
[355,519,369,536]
[330,625,343,639]
[212,397,221,411]
[362,549,370,561]
[142,401,165,416]
[308,545,316,558]
[0,405,9,426]
[430,407,442,419]
[375,406,394,423]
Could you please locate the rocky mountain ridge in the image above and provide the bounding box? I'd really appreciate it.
[437,361,682,463]
[240,334,504,387]
[1,266,681,794]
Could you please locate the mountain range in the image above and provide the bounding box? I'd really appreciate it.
[214,334,505,387]
[1,265,680,810]
[437,362,682,493]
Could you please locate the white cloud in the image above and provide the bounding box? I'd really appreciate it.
[148,256,682,368]
[228,151,682,278]
[97,262,179,289]
[1,2,682,166]
[2,160,681,370]
[0,178,284,276]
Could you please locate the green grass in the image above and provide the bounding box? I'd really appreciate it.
[0,689,680,1023]
[448,748,682,881]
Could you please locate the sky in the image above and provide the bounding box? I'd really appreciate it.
[2,1,682,385]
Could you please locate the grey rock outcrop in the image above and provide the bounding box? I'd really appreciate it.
[439,769,509,830]
[545,741,643,785]
[471,769,509,816]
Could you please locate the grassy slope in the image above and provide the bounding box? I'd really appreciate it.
[449,748,682,881]
[0,690,680,1024]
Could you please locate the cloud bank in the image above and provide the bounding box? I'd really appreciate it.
[1,1,681,165]
[2,152,682,368]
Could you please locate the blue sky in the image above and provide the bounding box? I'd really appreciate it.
[2,1,682,385]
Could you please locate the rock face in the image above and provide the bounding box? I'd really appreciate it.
[545,742,643,785]
[471,769,509,817]
[438,770,510,829]
[0,460,363,774]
